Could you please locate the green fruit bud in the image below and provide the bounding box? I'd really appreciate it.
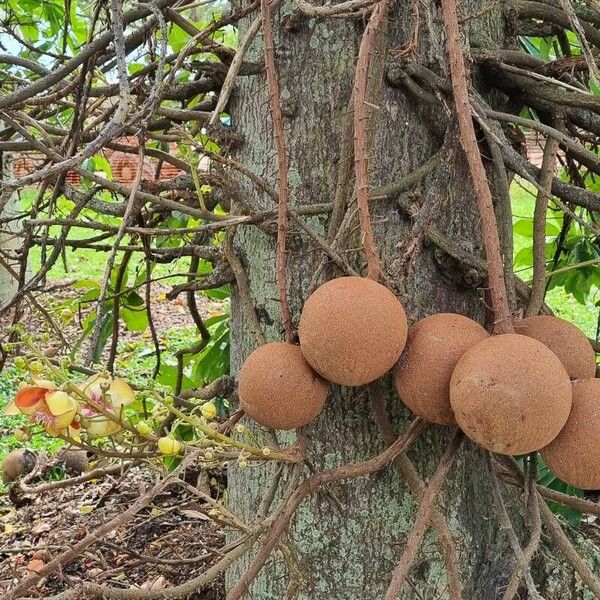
[136,421,153,436]
[201,402,217,421]
[158,436,182,456]
[29,361,44,374]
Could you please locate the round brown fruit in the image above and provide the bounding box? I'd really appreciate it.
[238,342,328,430]
[541,378,600,489]
[394,313,488,425]
[449,334,572,455]
[2,448,37,484]
[515,315,596,380]
[298,277,408,386]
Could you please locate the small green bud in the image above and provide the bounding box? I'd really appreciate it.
[28,360,43,374]
[136,421,153,436]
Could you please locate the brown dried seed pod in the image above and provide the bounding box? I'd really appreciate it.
[515,315,596,381]
[56,449,89,476]
[541,378,600,490]
[238,342,328,430]
[394,313,488,425]
[450,334,572,455]
[298,277,408,386]
[2,448,37,483]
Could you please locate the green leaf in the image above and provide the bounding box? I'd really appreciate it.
[90,311,114,363]
[513,219,560,238]
[121,305,149,332]
[73,279,100,289]
[20,24,39,42]
[167,24,189,53]
[156,363,194,391]
[91,155,113,179]
[43,2,63,37]
[110,263,128,291]
[69,1,87,44]
[204,285,230,300]
[514,247,533,269]
[128,63,145,75]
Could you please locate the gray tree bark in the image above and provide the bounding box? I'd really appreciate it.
[0,148,21,303]
[225,1,600,598]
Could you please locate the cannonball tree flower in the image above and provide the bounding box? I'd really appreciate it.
[4,383,79,437]
[78,375,135,437]
[4,383,52,416]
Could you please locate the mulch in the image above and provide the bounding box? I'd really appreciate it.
[0,464,227,598]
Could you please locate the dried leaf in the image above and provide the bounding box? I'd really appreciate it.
[31,522,51,535]
[26,559,45,573]
[180,509,209,521]
[142,575,168,590]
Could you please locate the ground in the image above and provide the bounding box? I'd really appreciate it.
[0,465,226,598]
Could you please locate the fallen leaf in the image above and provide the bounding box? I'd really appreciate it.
[31,522,51,535]
[142,575,167,590]
[2,508,16,521]
[26,559,45,573]
[180,509,209,521]
[31,550,50,562]
[87,568,103,579]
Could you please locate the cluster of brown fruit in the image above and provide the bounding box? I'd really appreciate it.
[2,448,88,484]
[238,276,599,490]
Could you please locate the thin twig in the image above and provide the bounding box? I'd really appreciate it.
[86,147,143,363]
[525,128,561,317]
[223,227,267,345]
[538,494,600,597]
[484,452,542,600]
[502,455,542,600]
[352,0,390,281]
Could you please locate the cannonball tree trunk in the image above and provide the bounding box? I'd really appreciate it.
[0,149,21,304]
[226,1,600,597]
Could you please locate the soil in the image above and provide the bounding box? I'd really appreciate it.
[0,464,227,598]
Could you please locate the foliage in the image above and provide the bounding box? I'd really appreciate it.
[512,181,599,337]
